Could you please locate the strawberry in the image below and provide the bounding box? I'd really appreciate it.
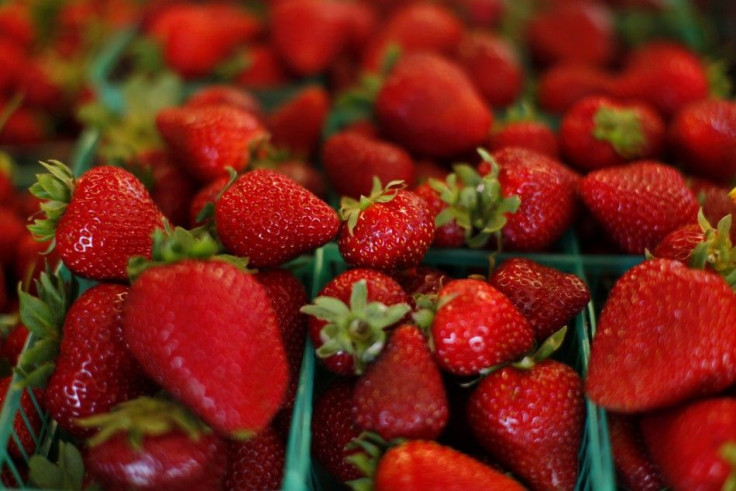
[270,0,353,76]
[538,63,614,114]
[0,105,48,145]
[613,41,709,118]
[361,438,526,490]
[362,3,463,72]
[224,426,285,491]
[393,265,451,297]
[255,268,308,436]
[1,324,28,367]
[455,31,524,107]
[302,268,411,375]
[123,249,288,437]
[267,86,330,158]
[652,223,704,264]
[338,180,434,271]
[489,258,590,343]
[0,206,25,266]
[45,284,155,439]
[233,45,290,88]
[185,85,263,117]
[14,233,60,288]
[311,380,363,482]
[579,161,699,254]
[467,350,584,490]
[188,176,230,227]
[0,4,35,50]
[560,96,665,171]
[352,324,448,440]
[607,413,665,491]
[28,162,165,281]
[586,259,736,412]
[640,397,736,491]
[82,398,228,490]
[453,0,506,27]
[488,120,559,158]
[273,160,326,198]
[323,131,416,199]
[669,99,736,181]
[156,105,269,183]
[414,159,449,184]
[376,53,493,158]
[0,376,43,460]
[526,1,615,67]
[423,278,534,375]
[14,58,68,114]
[689,178,736,240]
[215,169,339,268]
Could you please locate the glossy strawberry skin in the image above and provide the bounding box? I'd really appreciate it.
[56,166,165,281]
[308,268,410,375]
[468,360,585,491]
[375,440,526,491]
[46,284,155,439]
[224,426,285,491]
[215,169,339,268]
[413,182,466,247]
[234,45,290,88]
[86,430,228,491]
[652,223,704,264]
[376,53,492,159]
[641,397,736,491]
[156,105,269,183]
[431,279,534,376]
[188,176,230,227]
[267,86,330,158]
[338,190,434,272]
[579,161,699,254]
[488,121,559,158]
[559,96,665,171]
[323,132,416,199]
[669,99,736,181]
[538,64,614,114]
[586,259,736,412]
[123,260,288,436]
[491,147,580,251]
[186,85,263,117]
[608,413,665,491]
[489,258,590,343]
[353,325,448,440]
[311,380,363,483]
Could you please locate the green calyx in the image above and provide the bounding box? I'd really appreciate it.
[128,224,252,281]
[411,292,457,353]
[27,160,76,247]
[429,149,521,250]
[510,325,567,371]
[14,268,76,388]
[77,396,212,450]
[299,280,411,375]
[346,432,404,491]
[29,441,85,491]
[707,58,732,99]
[592,106,646,159]
[339,178,406,235]
[690,209,736,289]
[721,442,736,491]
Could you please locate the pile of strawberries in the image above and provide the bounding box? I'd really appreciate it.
[1,0,736,489]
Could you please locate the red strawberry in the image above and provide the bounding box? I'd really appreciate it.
[414,159,449,184]
[1,324,28,367]
[579,161,698,254]
[468,359,585,491]
[215,169,339,267]
[613,41,709,118]
[608,413,666,491]
[0,4,35,50]
[273,160,326,198]
[233,45,290,88]
[302,268,411,375]
[455,31,524,107]
[0,377,43,460]
[0,38,24,93]
[352,324,448,440]
[371,439,525,490]
[323,131,416,199]
[185,85,263,117]
[189,176,230,227]
[640,397,736,491]
[45,284,155,439]
[362,3,463,72]
[538,63,614,114]
[652,223,704,264]
[489,258,590,343]
[29,162,165,281]
[14,58,67,114]
[123,259,288,436]
[453,0,506,27]
[267,86,330,158]
[376,52,493,158]
[413,181,467,247]
[14,233,59,287]
[488,120,559,158]
[338,181,434,271]
[311,381,363,482]
[669,99,736,181]
[156,105,269,183]
[224,426,285,491]
[526,1,615,67]
[560,96,665,170]
[427,279,534,375]
[586,259,736,412]
[270,0,353,76]
[83,398,228,490]
[393,265,451,297]
[0,207,25,266]
[688,178,736,240]
[0,105,48,145]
